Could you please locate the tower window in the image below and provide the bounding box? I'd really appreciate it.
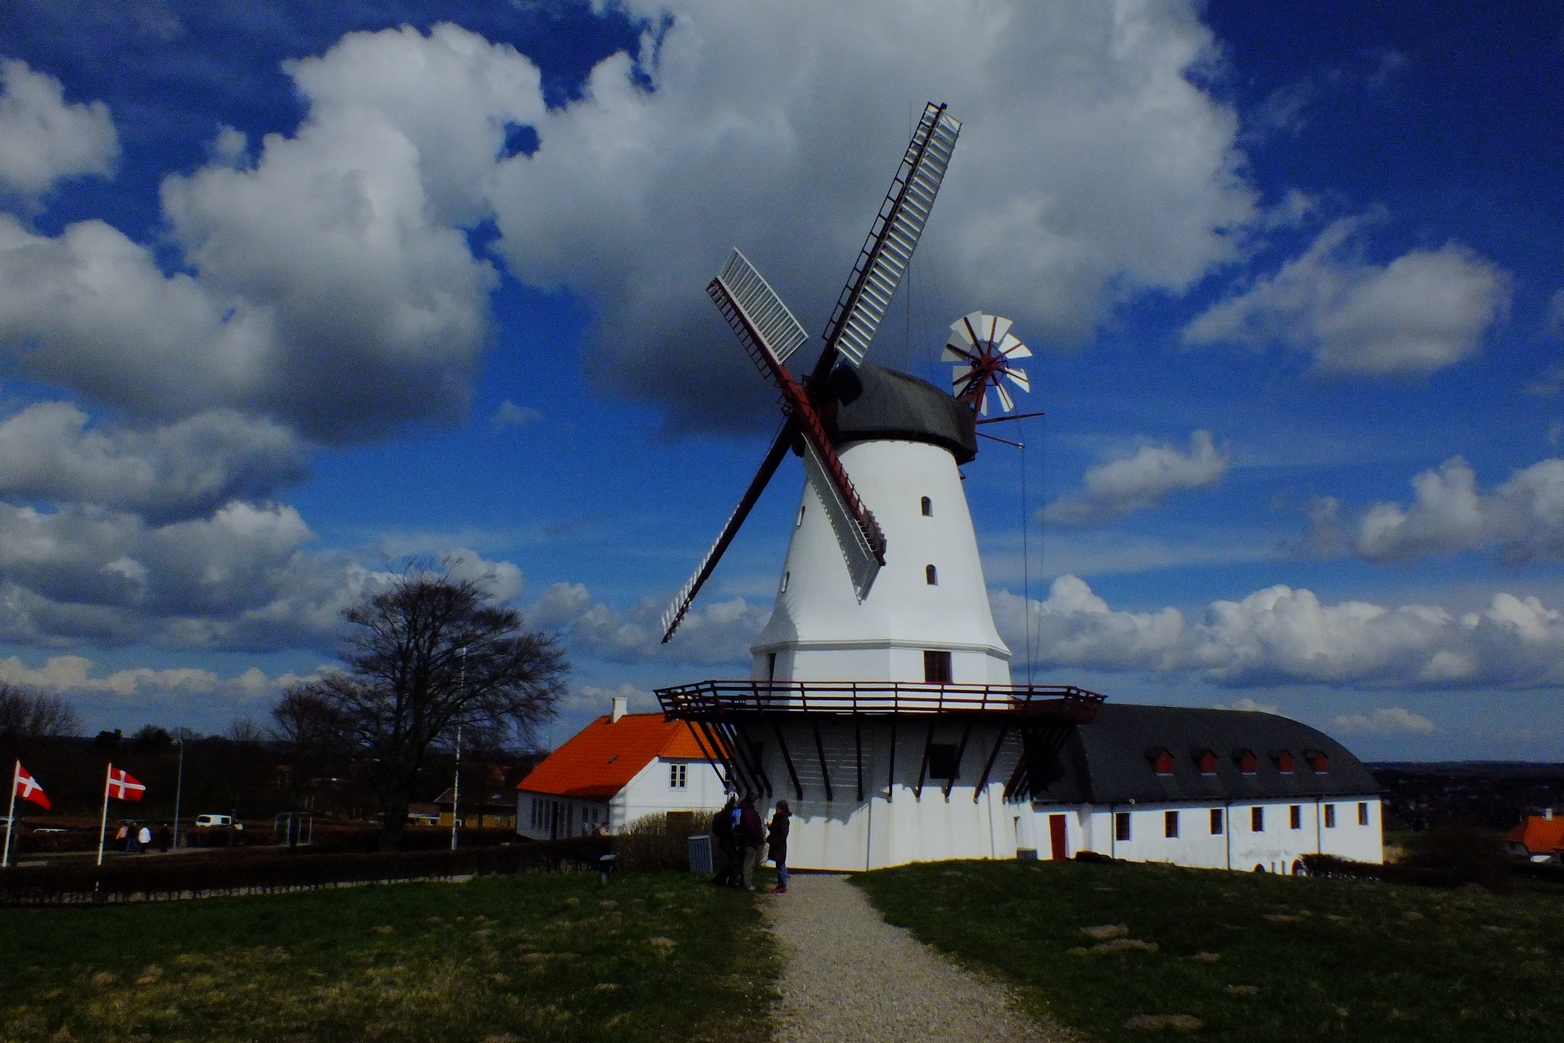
[780,571,789,593]
[925,564,938,585]
[796,504,806,527]
[928,744,960,780]
[923,650,952,684]
[920,496,933,517]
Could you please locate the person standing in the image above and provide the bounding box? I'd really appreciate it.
[157,823,171,853]
[710,795,738,887]
[738,792,764,891]
[137,824,152,852]
[766,800,791,894]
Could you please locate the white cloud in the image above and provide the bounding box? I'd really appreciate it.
[489,400,542,431]
[570,682,658,715]
[529,581,765,666]
[1042,430,1227,525]
[1184,218,1510,375]
[488,0,1257,428]
[0,653,310,703]
[1214,696,1279,714]
[0,402,308,521]
[1332,706,1435,737]
[995,574,1564,690]
[0,58,119,201]
[1310,455,1564,565]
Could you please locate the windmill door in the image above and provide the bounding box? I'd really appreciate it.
[1048,814,1068,860]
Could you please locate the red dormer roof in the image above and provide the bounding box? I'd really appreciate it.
[517,712,710,802]
[1504,814,1564,856]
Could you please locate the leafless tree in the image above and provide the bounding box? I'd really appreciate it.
[0,682,83,740]
[277,563,567,849]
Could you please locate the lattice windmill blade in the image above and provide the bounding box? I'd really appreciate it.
[812,103,962,382]
[801,440,883,601]
[711,249,810,383]
[946,311,1032,415]
[661,423,797,642]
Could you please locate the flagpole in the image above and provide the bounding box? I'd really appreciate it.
[96,762,112,867]
[2,759,18,869]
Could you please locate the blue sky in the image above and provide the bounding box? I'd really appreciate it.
[1,0,1561,761]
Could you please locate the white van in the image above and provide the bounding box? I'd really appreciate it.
[194,814,236,828]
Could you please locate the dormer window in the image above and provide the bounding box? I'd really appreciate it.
[1150,749,1175,775]
[1275,750,1295,774]
[1235,750,1258,775]
[1196,750,1218,775]
[925,564,938,585]
[921,496,933,517]
[1307,751,1329,773]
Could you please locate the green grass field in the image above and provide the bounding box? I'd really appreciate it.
[857,859,1561,1043]
[0,872,775,1043]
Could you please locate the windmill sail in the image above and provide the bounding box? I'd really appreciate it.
[819,103,962,376]
[713,249,810,378]
[801,440,882,602]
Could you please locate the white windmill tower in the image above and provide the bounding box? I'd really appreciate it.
[657,104,1104,872]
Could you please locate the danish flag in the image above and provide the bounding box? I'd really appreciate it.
[106,765,145,802]
[13,762,50,809]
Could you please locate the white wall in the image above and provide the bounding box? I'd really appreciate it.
[613,756,729,833]
[515,793,609,841]
[1059,797,1383,871]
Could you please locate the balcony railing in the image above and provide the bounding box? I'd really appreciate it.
[655,679,1106,722]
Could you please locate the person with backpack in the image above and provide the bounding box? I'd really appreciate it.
[738,792,765,891]
[710,795,739,887]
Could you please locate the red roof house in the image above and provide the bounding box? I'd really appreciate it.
[516,700,722,839]
[1504,811,1564,862]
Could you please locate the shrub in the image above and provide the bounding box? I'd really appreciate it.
[614,813,703,873]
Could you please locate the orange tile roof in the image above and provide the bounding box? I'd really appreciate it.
[517,712,711,801]
[1503,814,1564,855]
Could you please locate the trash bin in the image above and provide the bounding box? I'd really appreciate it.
[598,852,617,885]
[687,833,713,874]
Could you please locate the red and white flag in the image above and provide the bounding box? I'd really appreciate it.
[14,762,50,809]
[106,765,145,802]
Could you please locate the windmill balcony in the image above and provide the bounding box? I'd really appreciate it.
[655,680,1105,722]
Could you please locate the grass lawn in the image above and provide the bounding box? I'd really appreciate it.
[857,859,1561,1043]
[0,871,775,1043]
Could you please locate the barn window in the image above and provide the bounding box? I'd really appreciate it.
[928,744,960,780]
[1250,806,1264,832]
[1236,750,1258,774]
[1357,802,1369,826]
[1197,750,1218,775]
[923,650,952,684]
[669,764,687,790]
[925,564,938,585]
[1209,808,1224,835]
[1115,812,1131,842]
[1324,804,1337,828]
[1164,811,1179,838]
[1151,749,1175,775]
[1307,750,1329,772]
[921,496,933,517]
[1275,750,1295,773]
[1289,805,1302,830]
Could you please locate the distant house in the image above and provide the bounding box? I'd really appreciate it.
[1504,809,1564,862]
[405,802,440,826]
[1025,705,1383,872]
[432,787,516,830]
[516,698,725,839]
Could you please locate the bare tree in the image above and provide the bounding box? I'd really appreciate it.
[0,682,83,740]
[277,563,567,849]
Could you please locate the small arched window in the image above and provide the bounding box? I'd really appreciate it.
[780,571,790,593]
[796,504,806,527]
[920,496,933,517]
[925,564,938,586]
[1151,750,1175,775]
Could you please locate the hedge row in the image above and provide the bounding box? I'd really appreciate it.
[1299,852,1467,887]
[0,836,611,905]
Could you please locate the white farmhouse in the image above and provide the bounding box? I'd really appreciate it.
[1025,704,1383,872]
[516,698,725,839]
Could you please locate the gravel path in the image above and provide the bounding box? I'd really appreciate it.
[762,874,1074,1043]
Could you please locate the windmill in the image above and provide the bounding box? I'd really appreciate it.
[660,102,962,643]
[655,103,1106,873]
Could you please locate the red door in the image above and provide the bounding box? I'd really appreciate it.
[1049,814,1068,860]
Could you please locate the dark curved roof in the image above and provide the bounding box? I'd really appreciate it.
[825,363,977,464]
[1030,704,1379,805]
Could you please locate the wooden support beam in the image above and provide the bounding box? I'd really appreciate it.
[973,723,1010,803]
[854,714,864,802]
[914,718,937,801]
[810,717,833,803]
[943,717,975,801]
[772,720,804,801]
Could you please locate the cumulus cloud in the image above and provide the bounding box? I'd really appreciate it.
[1307,455,1564,565]
[569,681,658,714]
[0,653,309,703]
[489,400,542,431]
[529,581,765,666]
[1043,430,1227,525]
[0,58,119,201]
[1184,218,1510,375]
[488,0,1257,428]
[1332,706,1435,737]
[1213,696,1279,714]
[0,402,308,522]
[994,575,1564,690]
